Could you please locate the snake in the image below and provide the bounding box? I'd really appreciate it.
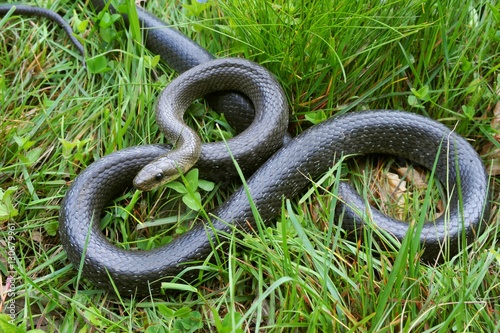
[1,1,490,296]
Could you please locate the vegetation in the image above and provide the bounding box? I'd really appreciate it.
[1,0,499,331]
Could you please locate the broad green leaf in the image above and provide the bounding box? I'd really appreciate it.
[184,169,199,191]
[182,192,202,211]
[197,179,214,192]
[0,187,19,220]
[166,181,188,194]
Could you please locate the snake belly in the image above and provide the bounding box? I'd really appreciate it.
[6,1,485,295]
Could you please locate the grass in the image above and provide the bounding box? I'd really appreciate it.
[1,0,499,331]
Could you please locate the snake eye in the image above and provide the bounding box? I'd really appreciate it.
[155,172,164,182]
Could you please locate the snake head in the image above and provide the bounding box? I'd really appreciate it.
[133,160,181,191]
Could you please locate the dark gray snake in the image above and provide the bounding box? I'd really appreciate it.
[1,1,490,296]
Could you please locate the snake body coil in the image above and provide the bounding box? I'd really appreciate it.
[60,103,489,295]
[132,58,288,191]
[1,2,490,295]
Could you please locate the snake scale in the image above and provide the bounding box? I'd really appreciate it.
[0,1,490,296]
